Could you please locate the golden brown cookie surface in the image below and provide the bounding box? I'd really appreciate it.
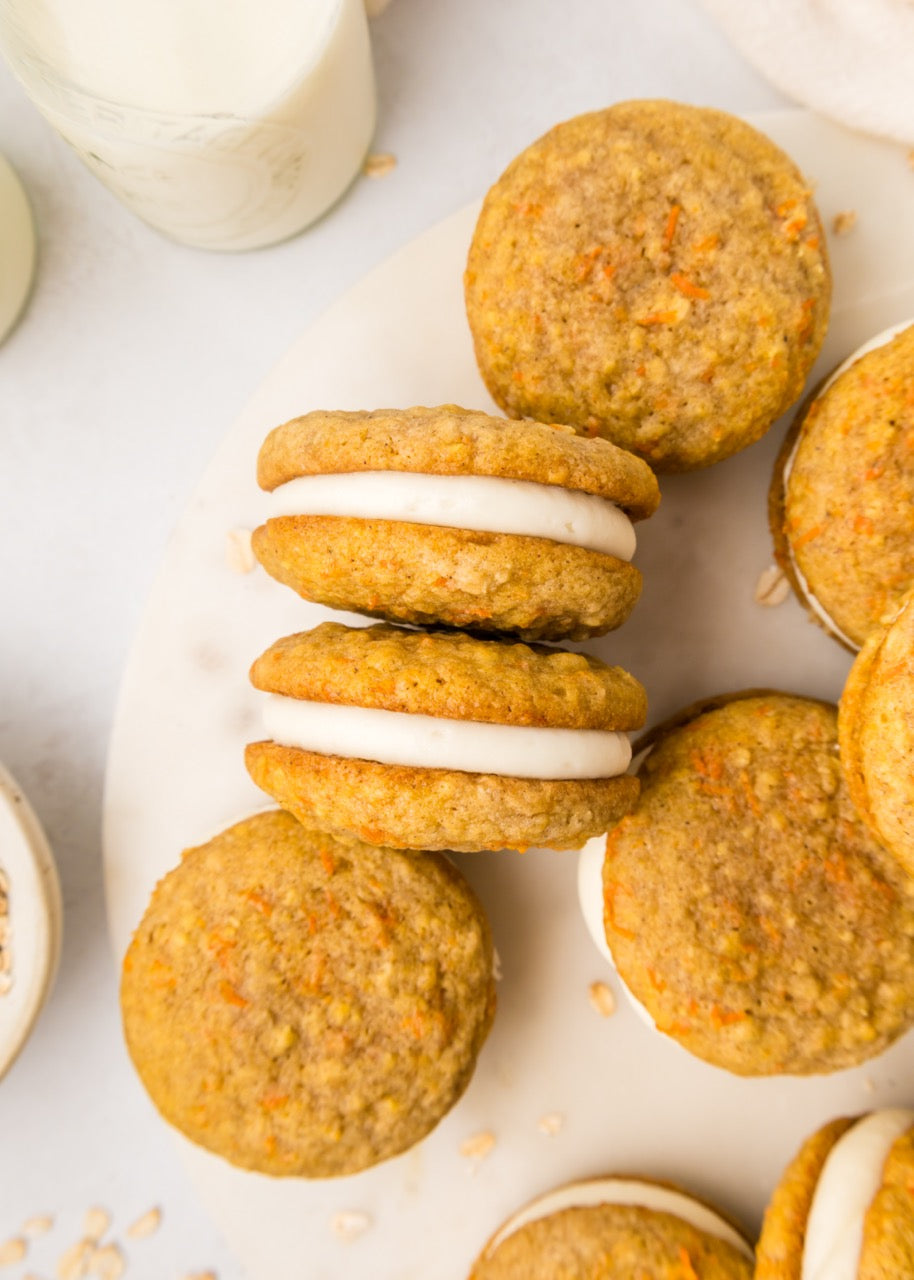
[246,623,646,852]
[121,811,495,1177]
[470,1196,752,1280]
[465,100,829,471]
[603,694,914,1075]
[771,324,914,648]
[839,586,914,873]
[756,1113,914,1279]
[249,622,647,729]
[254,406,659,640]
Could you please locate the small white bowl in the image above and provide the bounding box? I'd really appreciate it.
[0,763,63,1081]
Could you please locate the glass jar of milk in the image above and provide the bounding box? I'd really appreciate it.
[0,0,376,251]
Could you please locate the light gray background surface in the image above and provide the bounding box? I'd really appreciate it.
[0,3,784,1274]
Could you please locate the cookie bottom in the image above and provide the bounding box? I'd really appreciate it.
[245,742,639,852]
[253,518,642,641]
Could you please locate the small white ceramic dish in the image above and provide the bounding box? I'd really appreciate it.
[0,763,63,1081]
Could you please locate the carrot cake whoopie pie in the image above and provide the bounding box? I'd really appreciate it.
[770,321,914,650]
[839,584,914,876]
[468,1175,753,1279]
[596,693,914,1076]
[245,621,647,853]
[120,810,495,1178]
[252,405,659,641]
[756,1109,914,1279]
[465,99,830,472]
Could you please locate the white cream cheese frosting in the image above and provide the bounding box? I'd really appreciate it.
[485,1176,753,1259]
[576,834,657,1030]
[262,695,632,780]
[782,321,914,650]
[266,470,637,561]
[802,1108,914,1280]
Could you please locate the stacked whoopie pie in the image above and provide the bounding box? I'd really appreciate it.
[121,401,660,1184]
[245,405,659,854]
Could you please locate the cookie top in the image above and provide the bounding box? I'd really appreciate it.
[470,1177,752,1280]
[771,323,914,648]
[757,1110,914,1279]
[120,811,495,1177]
[250,622,647,730]
[603,693,914,1075]
[465,100,830,472]
[257,405,660,519]
[839,585,914,874]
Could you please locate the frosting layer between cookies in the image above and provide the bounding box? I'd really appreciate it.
[266,471,637,560]
[486,1177,752,1259]
[262,695,632,780]
[802,1108,914,1280]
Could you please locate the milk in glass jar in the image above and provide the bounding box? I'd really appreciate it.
[0,0,376,250]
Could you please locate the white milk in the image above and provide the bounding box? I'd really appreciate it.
[0,0,376,250]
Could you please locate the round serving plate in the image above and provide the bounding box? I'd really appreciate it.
[104,110,914,1280]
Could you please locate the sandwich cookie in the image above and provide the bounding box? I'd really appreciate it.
[465,99,830,472]
[253,405,659,641]
[120,810,496,1177]
[598,693,914,1075]
[469,1175,753,1279]
[770,321,914,650]
[839,584,914,876]
[756,1110,914,1279]
[245,621,647,852]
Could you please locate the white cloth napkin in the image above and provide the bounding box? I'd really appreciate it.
[698,0,914,145]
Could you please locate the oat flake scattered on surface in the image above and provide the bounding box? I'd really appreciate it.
[754,564,790,607]
[459,1130,496,1161]
[56,1238,93,1280]
[23,1216,53,1237]
[126,1207,161,1239]
[537,1112,564,1136]
[225,528,255,575]
[181,1272,217,1280]
[362,152,397,178]
[588,980,616,1018]
[0,1237,26,1267]
[831,209,857,236]
[329,1211,372,1241]
[81,1210,110,1243]
[88,1244,124,1280]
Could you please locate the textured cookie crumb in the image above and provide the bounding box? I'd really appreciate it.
[588,980,616,1018]
[831,209,857,236]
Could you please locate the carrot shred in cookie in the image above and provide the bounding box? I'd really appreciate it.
[678,1246,700,1280]
[637,310,679,326]
[670,272,709,300]
[662,204,681,250]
